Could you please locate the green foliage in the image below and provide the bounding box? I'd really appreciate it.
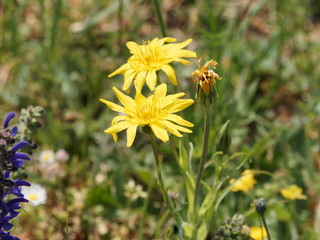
[1,0,319,239]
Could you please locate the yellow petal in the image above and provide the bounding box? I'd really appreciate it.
[135,91,146,105]
[157,120,183,137]
[166,99,194,114]
[160,120,192,134]
[134,71,147,91]
[111,115,127,125]
[123,70,136,91]
[297,194,308,200]
[158,37,177,45]
[146,70,157,91]
[126,41,140,54]
[112,133,118,142]
[126,125,138,147]
[250,227,267,240]
[164,114,194,127]
[150,123,169,142]
[163,38,192,50]
[153,84,167,102]
[104,121,132,134]
[167,49,197,59]
[161,93,185,108]
[112,87,136,110]
[100,98,125,113]
[149,37,160,45]
[167,58,190,65]
[108,63,130,77]
[161,64,177,86]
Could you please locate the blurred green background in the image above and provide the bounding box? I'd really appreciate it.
[1,0,320,239]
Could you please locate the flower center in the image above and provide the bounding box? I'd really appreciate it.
[29,193,38,201]
[136,96,162,124]
[130,42,168,71]
[43,154,51,162]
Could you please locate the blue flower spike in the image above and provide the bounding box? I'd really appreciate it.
[0,112,33,240]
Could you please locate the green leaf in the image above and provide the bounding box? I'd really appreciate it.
[86,182,120,207]
[179,140,188,172]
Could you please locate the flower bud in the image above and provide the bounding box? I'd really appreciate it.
[255,197,267,217]
[196,82,218,105]
[216,120,231,154]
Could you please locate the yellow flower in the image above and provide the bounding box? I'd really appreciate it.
[280,184,307,200]
[250,226,267,240]
[108,37,196,91]
[229,169,257,193]
[100,84,194,147]
[192,58,222,94]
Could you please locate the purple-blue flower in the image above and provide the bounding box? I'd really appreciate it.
[0,112,31,239]
[3,113,15,129]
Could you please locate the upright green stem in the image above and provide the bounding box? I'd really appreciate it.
[117,0,124,56]
[149,133,167,202]
[153,0,167,37]
[169,135,179,162]
[50,0,62,60]
[261,216,272,240]
[138,178,154,240]
[193,105,212,217]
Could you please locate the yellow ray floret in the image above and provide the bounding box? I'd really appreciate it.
[280,184,307,200]
[250,226,267,240]
[108,37,197,91]
[100,84,194,147]
[229,169,257,193]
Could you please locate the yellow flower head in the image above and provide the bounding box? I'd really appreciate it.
[250,226,267,240]
[100,84,194,147]
[280,184,307,201]
[229,169,257,193]
[192,58,222,94]
[108,37,197,91]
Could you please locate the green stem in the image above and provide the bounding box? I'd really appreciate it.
[149,133,167,202]
[117,0,124,55]
[153,0,167,37]
[169,135,179,162]
[261,216,272,240]
[138,178,154,240]
[214,155,222,184]
[193,105,212,235]
[155,209,170,239]
[50,0,62,60]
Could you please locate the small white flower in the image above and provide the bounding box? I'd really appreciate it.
[22,183,47,206]
[39,150,55,165]
[124,179,147,201]
[95,173,107,184]
[55,149,69,162]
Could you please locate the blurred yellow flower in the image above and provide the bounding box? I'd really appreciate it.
[250,226,267,240]
[100,84,194,147]
[108,37,196,91]
[192,58,222,94]
[280,184,307,200]
[229,169,257,193]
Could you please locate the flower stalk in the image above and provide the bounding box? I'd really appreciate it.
[255,198,271,240]
[193,105,212,226]
[153,0,167,37]
[261,217,271,240]
[149,131,167,202]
